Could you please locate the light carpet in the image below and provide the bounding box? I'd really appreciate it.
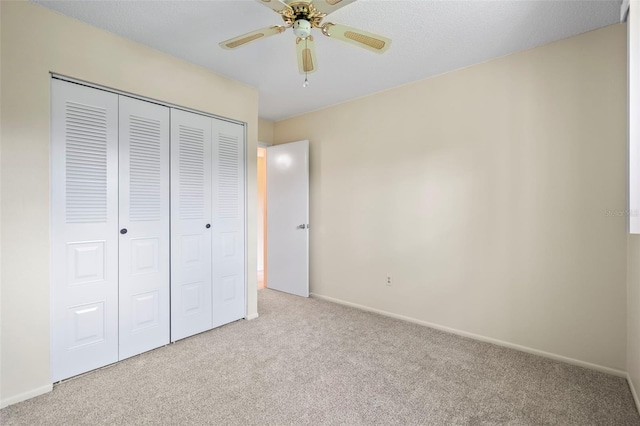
[2,289,639,425]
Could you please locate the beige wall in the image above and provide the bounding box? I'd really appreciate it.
[259,118,275,144]
[0,1,258,405]
[275,25,628,372]
[628,237,640,408]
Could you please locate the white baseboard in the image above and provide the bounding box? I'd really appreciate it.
[628,373,640,414]
[245,312,259,321]
[310,293,627,378]
[0,383,53,409]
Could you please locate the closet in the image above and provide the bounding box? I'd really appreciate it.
[51,79,246,382]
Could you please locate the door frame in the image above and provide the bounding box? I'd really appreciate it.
[257,142,271,291]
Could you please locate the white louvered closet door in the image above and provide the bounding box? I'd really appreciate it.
[51,79,119,381]
[212,119,246,327]
[170,109,213,341]
[118,97,170,359]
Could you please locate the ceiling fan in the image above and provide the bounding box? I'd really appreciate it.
[219,0,391,80]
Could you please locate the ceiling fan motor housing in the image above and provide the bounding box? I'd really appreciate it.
[293,19,312,38]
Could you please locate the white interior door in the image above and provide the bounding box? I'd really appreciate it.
[170,109,213,341]
[212,119,246,327]
[266,140,309,297]
[51,79,119,381]
[118,96,170,359]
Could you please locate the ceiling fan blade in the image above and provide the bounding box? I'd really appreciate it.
[296,36,318,74]
[219,26,286,50]
[254,0,292,14]
[321,23,391,54]
[311,0,357,16]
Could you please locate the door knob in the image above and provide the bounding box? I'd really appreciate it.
[206,224,211,229]
[297,224,307,229]
[120,228,128,235]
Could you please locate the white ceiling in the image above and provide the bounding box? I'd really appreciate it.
[35,0,622,121]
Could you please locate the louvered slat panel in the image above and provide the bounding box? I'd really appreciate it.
[52,79,119,381]
[217,134,239,219]
[129,115,162,221]
[118,96,170,360]
[179,125,205,220]
[170,109,213,340]
[211,120,245,328]
[65,101,108,224]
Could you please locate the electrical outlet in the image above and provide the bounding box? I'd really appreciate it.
[386,275,392,286]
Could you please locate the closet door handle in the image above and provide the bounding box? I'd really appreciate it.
[120,228,128,235]
[206,224,211,229]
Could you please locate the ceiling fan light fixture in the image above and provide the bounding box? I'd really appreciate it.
[219,0,392,77]
[293,19,312,38]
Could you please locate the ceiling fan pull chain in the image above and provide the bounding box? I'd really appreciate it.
[303,37,310,88]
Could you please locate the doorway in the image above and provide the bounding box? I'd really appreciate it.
[257,140,310,297]
[257,146,267,289]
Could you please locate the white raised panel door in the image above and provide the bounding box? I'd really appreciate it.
[118,96,170,359]
[266,140,309,297]
[212,119,246,327]
[170,109,213,341]
[51,79,119,381]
